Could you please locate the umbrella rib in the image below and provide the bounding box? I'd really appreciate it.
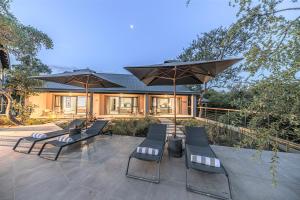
[177,74,204,83]
[140,68,159,81]
[65,77,86,86]
[157,68,174,79]
[188,69,215,77]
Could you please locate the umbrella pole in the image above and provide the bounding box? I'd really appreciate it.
[85,83,88,129]
[173,67,177,138]
[85,76,90,129]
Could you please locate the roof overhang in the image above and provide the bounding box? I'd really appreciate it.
[33,88,199,95]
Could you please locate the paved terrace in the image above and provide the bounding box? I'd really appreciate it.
[0,124,299,200]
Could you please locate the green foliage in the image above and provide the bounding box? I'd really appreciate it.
[11,100,35,123]
[6,56,51,102]
[0,115,58,126]
[0,115,13,125]
[244,77,300,143]
[0,0,53,124]
[185,0,300,183]
[0,0,53,59]
[111,117,159,137]
[228,0,300,76]
[202,87,253,109]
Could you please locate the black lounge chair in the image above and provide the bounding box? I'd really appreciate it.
[13,119,84,154]
[185,126,232,200]
[126,124,167,183]
[38,120,109,161]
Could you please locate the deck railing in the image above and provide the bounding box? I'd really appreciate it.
[197,106,252,128]
[196,106,300,152]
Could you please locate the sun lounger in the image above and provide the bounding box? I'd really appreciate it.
[185,126,232,200]
[38,120,108,161]
[13,119,84,154]
[126,124,167,183]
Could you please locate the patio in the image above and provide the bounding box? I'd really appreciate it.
[0,124,300,200]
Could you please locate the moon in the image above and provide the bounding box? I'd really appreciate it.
[129,24,134,29]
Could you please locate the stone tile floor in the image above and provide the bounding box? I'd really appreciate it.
[0,124,300,200]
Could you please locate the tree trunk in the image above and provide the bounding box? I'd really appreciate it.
[0,88,22,125]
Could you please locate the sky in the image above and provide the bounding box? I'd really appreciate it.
[11,0,239,74]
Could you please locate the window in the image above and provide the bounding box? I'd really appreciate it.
[53,95,87,115]
[106,96,138,114]
[151,97,182,115]
[77,96,86,114]
[54,96,61,107]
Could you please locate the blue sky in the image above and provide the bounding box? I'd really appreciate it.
[11,0,238,74]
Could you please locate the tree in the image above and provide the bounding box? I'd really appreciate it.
[227,0,300,183]
[6,56,51,105]
[185,0,300,183]
[228,0,300,76]
[178,27,249,89]
[0,0,53,124]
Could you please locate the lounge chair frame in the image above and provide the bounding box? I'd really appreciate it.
[126,124,167,184]
[185,126,232,200]
[126,156,162,184]
[13,119,84,154]
[38,120,108,161]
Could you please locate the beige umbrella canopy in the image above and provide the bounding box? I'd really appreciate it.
[125,58,243,137]
[32,69,124,127]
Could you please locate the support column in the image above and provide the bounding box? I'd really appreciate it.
[191,94,197,117]
[89,92,93,117]
[144,94,149,116]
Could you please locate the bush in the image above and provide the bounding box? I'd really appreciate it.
[176,118,204,127]
[111,117,159,137]
[12,101,35,123]
[24,118,58,125]
[0,116,61,127]
[0,116,15,126]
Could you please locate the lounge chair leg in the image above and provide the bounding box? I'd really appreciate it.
[186,168,230,200]
[54,147,63,161]
[126,157,160,184]
[13,138,23,151]
[157,160,161,183]
[27,141,37,154]
[125,156,131,176]
[38,142,48,156]
[226,174,232,200]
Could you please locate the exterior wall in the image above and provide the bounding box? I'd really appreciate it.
[27,93,49,118]
[27,92,193,118]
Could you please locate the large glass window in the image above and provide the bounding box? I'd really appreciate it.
[53,95,87,115]
[151,97,181,115]
[62,96,77,114]
[106,96,138,114]
[77,96,86,114]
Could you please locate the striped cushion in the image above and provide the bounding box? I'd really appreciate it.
[191,155,221,168]
[136,147,159,156]
[31,133,47,139]
[57,136,74,143]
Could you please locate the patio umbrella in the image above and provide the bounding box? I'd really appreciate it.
[125,58,242,137]
[32,69,123,128]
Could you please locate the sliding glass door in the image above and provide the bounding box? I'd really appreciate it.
[62,96,77,114]
[106,96,138,114]
[151,97,181,115]
[54,95,87,115]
